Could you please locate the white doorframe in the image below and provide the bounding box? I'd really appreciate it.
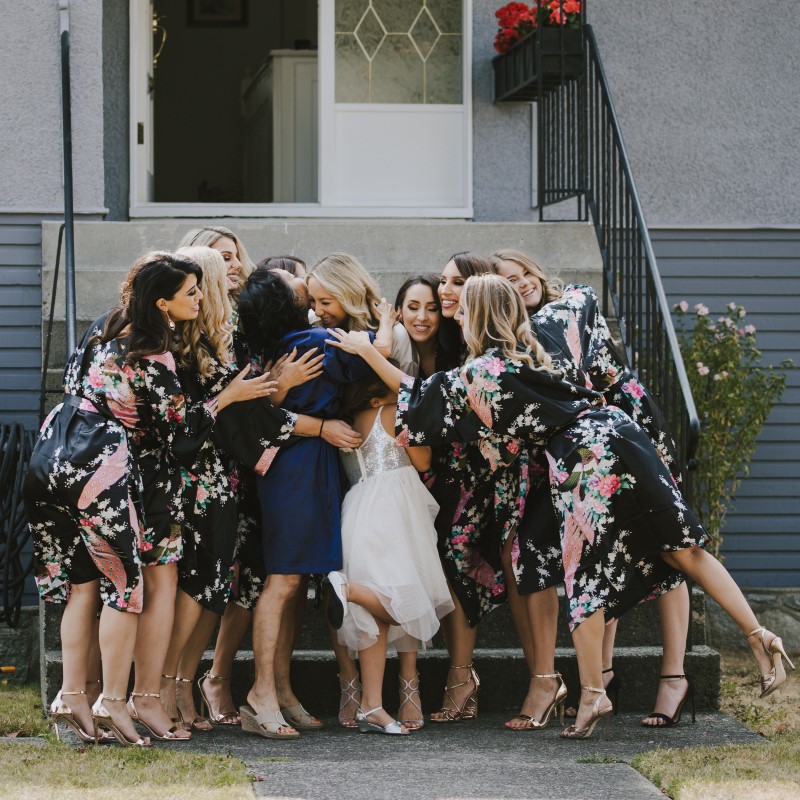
[128,0,473,218]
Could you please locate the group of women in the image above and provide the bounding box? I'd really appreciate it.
[25,225,793,746]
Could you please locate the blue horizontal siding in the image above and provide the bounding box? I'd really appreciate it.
[652,227,800,588]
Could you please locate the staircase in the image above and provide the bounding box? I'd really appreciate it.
[39,217,719,711]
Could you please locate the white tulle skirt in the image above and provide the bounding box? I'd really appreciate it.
[337,465,454,656]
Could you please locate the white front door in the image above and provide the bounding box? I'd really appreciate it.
[129,0,471,217]
[319,0,472,213]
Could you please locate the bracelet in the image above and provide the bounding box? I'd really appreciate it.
[319,419,325,437]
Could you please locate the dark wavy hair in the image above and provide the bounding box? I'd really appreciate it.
[394,274,461,372]
[256,255,307,276]
[238,267,309,361]
[98,251,201,365]
[341,373,390,421]
[449,251,494,279]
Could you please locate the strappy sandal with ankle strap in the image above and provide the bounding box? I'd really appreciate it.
[429,663,480,723]
[197,671,241,725]
[337,673,362,729]
[127,691,192,740]
[398,673,425,730]
[641,674,695,727]
[505,672,567,731]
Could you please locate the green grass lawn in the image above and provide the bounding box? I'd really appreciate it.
[0,685,254,800]
[632,653,800,799]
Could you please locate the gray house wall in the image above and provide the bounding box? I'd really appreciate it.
[653,228,800,587]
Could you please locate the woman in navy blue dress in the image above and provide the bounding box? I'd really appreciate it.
[235,267,375,739]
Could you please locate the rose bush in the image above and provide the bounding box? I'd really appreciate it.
[674,301,794,558]
[494,1,582,54]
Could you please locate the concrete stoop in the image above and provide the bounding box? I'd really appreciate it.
[42,589,721,713]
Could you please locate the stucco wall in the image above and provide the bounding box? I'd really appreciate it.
[472,0,535,221]
[0,0,105,213]
[590,0,800,226]
[471,0,800,226]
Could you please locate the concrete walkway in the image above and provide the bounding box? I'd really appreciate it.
[169,711,762,800]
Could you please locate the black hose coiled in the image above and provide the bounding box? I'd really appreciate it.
[0,423,35,627]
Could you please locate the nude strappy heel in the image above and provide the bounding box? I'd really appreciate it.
[337,673,362,729]
[746,626,796,698]
[559,686,613,740]
[505,672,568,731]
[127,692,191,740]
[91,695,151,747]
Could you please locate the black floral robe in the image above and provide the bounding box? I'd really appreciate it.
[396,285,707,631]
[26,330,218,612]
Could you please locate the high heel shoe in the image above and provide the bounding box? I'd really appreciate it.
[559,686,613,740]
[747,626,796,698]
[398,673,425,730]
[505,672,567,731]
[324,571,348,630]
[355,705,408,735]
[640,674,695,727]
[49,690,113,743]
[91,695,151,746]
[166,674,213,731]
[429,663,480,723]
[337,673,362,729]
[127,692,191,741]
[197,671,241,725]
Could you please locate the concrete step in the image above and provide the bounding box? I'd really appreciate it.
[43,644,720,714]
[41,219,603,329]
[41,587,718,712]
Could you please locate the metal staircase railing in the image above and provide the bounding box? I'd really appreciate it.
[495,6,699,488]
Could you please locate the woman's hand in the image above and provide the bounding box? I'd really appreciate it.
[320,419,363,449]
[276,347,324,390]
[374,298,398,326]
[325,328,373,355]
[217,365,277,411]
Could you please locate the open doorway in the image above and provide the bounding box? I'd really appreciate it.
[151,0,318,203]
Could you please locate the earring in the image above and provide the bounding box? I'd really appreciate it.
[163,309,175,330]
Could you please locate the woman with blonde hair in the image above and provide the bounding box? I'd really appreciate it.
[329,272,794,740]
[307,252,416,726]
[178,226,256,303]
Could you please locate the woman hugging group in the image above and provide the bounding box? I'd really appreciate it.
[25,228,794,746]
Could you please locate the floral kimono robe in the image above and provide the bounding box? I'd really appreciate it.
[514,284,687,597]
[397,304,708,630]
[25,328,221,612]
[183,335,297,612]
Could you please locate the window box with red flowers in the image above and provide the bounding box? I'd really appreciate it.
[493,1,584,102]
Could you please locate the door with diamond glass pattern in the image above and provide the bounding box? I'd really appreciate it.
[320,0,471,211]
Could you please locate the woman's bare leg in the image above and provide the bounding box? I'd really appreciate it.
[358,621,407,732]
[501,534,535,672]
[430,586,479,720]
[660,548,776,678]
[199,601,252,723]
[98,603,142,743]
[56,579,101,734]
[569,609,613,732]
[506,586,560,728]
[173,608,217,729]
[159,588,204,721]
[131,563,190,738]
[642,582,690,726]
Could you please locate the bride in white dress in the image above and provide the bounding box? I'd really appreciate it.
[326,377,453,735]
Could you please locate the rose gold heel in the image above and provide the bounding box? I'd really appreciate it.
[429,663,480,723]
[505,672,568,731]
[560,686,613,740]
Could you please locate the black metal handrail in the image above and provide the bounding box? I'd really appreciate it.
[536,23,700,488]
